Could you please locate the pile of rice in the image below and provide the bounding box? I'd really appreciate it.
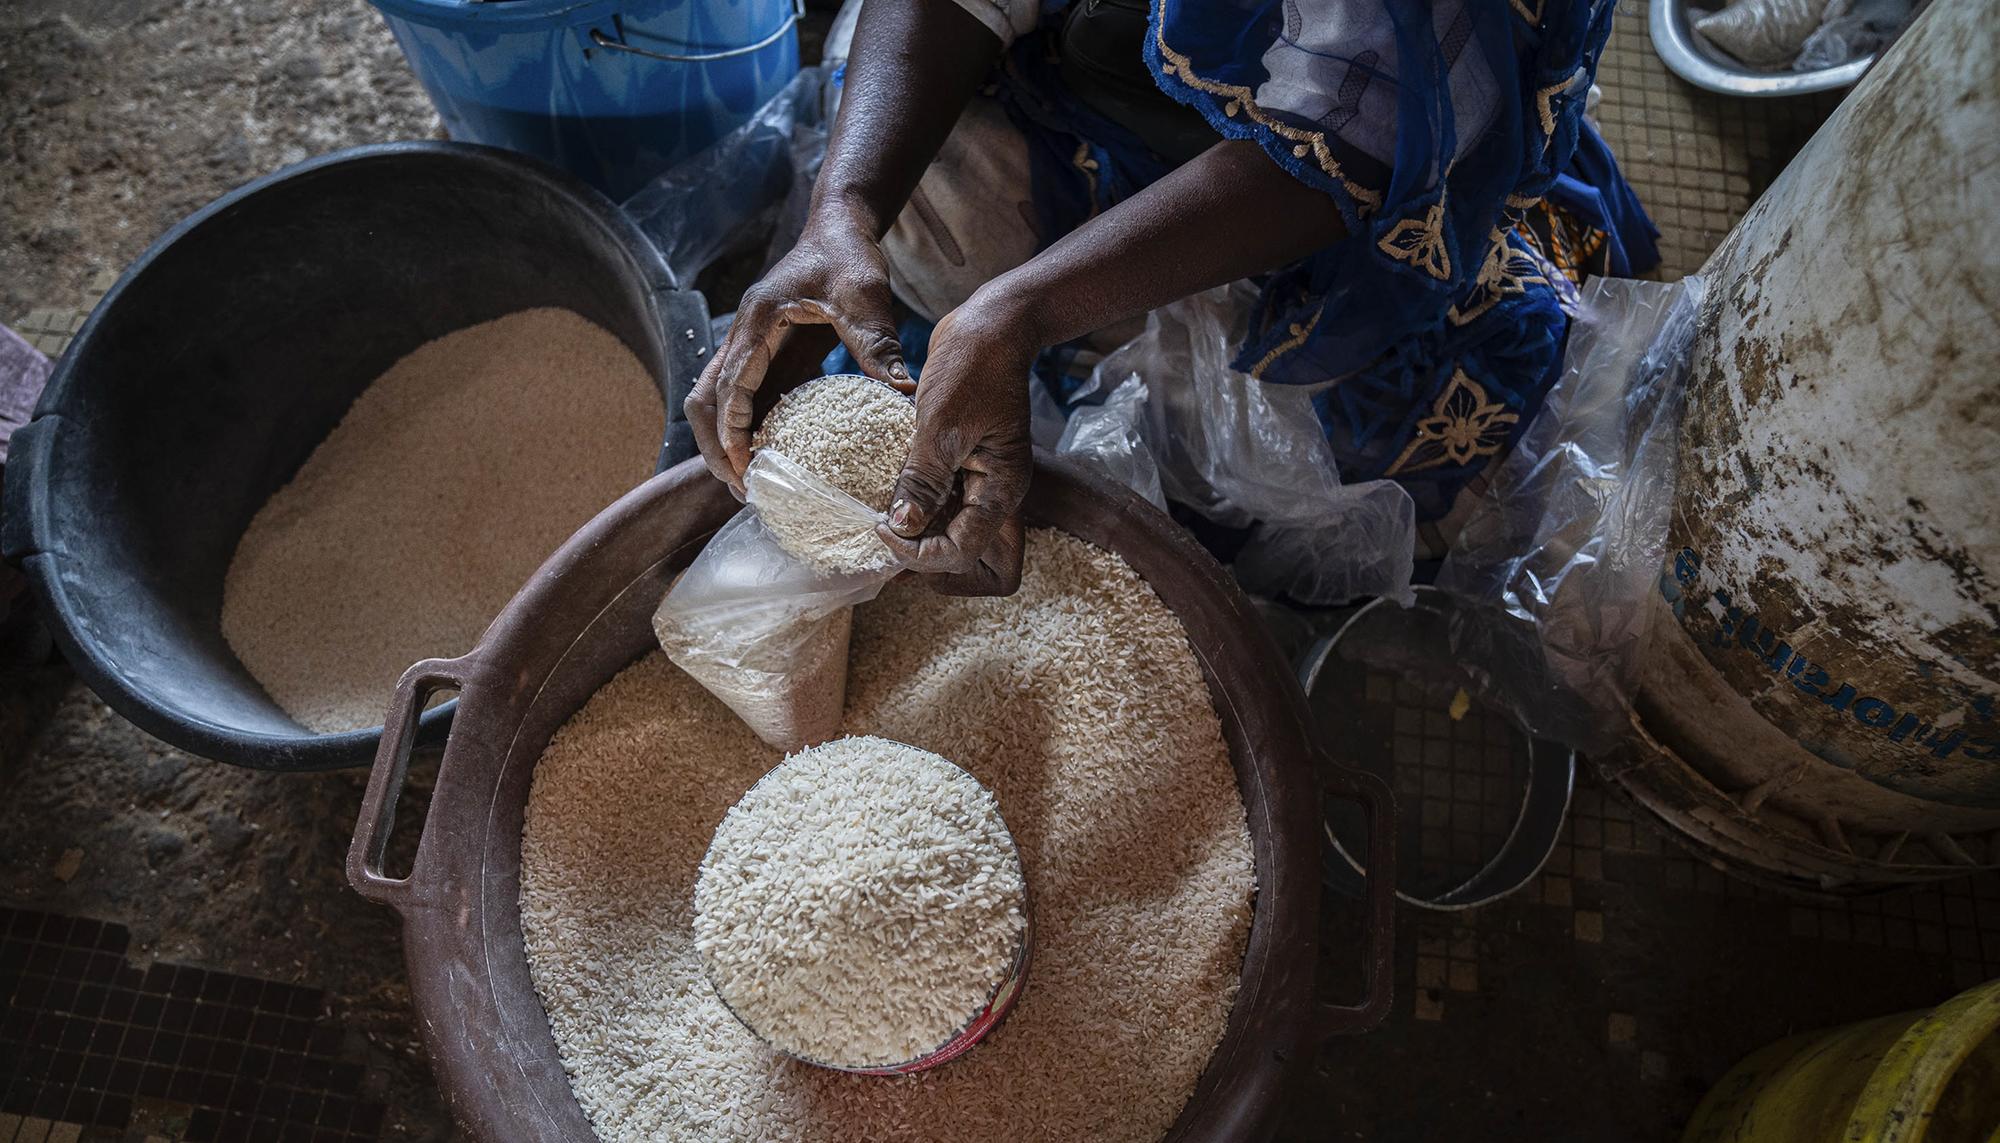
[750,374,916,575]
[693,736,1028,1070]
[523,528,1256,1142]
[221,308,662,732]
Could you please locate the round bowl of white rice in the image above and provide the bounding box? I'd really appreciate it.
[694,735,1031,1074]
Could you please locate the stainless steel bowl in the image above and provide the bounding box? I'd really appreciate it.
[1650,0,1872,96]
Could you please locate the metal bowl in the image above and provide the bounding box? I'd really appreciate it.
[1650,0,1872,96]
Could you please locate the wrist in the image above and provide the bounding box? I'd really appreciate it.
[807,182,894,242]
[963,275,1046,353]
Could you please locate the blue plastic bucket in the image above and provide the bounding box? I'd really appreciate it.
[367,0,800,200]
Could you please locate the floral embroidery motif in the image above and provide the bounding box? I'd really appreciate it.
[1385,370,1520,475]
[1377,198,1453,281]
[1448,228,1549,326]
[1249,309,1322,380]
[1151,0,1384,214]
[1072,142,1103,218]
[1535,68,1587,147]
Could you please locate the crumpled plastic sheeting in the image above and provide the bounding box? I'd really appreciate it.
[1421,275,1708,755]
[1055,376,1166,510]
[1796,0,1912,70]
[622,65,833,289]
[1233,483,1417,608]
[1075,285,1417,605]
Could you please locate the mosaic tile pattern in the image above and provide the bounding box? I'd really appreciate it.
[8,271,114,361]
[0,908,386,1143]
[1592,0,1847,280]
[1298,763,2000,1137]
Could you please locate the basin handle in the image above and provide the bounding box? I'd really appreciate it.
[588,0,803,64]
[1317,756,1397,1037]
[346,657,468,909]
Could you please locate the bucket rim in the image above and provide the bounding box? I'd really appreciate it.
[365,0,622,29]
[363,0,794,37]
[5,140,674,771]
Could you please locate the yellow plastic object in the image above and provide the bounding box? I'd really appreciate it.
[1684,978,2000,1142]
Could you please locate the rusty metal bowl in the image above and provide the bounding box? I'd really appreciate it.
[344,456,1396,1142]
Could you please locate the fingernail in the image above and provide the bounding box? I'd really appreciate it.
[889,361,910,382]
[889,499,915,533]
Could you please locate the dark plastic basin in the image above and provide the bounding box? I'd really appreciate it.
[0,142,708,770]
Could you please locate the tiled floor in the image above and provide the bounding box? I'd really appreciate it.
[1289,620,2000,1139]
[9,4,1984,1142]
[7,273,114,362]
[1592,0,1846,280]
[0,909,388,1143]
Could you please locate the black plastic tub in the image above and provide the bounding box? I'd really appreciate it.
[0,142,709,770]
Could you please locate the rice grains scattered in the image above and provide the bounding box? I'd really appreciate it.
[523,528,1255,1142]
[694,736,1028,1070]
[222,308,661,732]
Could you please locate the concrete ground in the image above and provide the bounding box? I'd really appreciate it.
[3,2,449,1137]
[5,2,1996,1142]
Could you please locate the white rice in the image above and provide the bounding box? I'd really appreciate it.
[522,528,1256,1142]
[750,374,916,575]
[753,374,916,513]
[221,308,662,732]
[693,736,1028,1070]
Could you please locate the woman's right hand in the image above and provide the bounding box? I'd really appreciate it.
[685,206,914,494]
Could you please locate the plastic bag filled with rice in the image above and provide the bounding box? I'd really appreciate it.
[653,375,916,749]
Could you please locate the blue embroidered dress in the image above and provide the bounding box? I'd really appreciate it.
[974,0,1659,536]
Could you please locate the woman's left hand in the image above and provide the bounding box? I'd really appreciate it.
[876,296,1035,597]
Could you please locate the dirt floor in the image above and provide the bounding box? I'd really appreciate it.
[0,0,438,320]
[2,1,449,1136]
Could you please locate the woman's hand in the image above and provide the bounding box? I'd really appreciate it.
[684,207,912,494]
[877,297,1035,597]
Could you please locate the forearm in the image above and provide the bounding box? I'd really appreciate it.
[812,0,1003,238]
[976,139,1349,347]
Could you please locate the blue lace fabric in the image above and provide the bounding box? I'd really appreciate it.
[993,0,1659,524]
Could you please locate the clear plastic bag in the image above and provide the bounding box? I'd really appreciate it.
[1694,0,1831,67]
[1080,284,1418,605]
[653,451,903,750]
[1795,0,1911,70]
[622,65,833,289]
[1055,375,1166,510]
[1234,482,1417,608]
[1416,275,1708,755]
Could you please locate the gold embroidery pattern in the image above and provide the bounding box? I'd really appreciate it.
[1377,196,1453,281]
[1385,370,1520,475]
[1448,227,1548,326]
[1072,142,1102,219]
[1248,309,1322,381]
[1151,0,1384,214]
[1535,68,1586,148]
